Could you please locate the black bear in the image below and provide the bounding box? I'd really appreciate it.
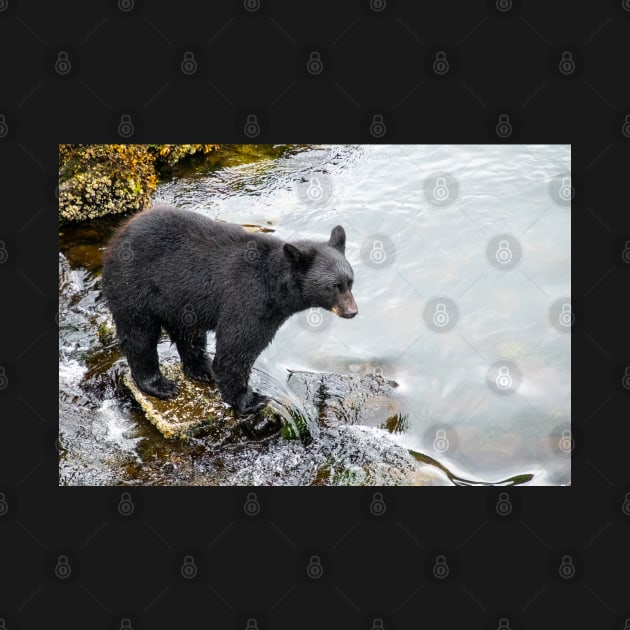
[101,206,358,415]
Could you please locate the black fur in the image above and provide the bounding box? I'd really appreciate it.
[101,206,358,415]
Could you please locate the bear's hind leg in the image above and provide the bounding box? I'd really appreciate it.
[168,329,214,384]
[119,322,179,399]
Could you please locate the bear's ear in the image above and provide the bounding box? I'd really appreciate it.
[283,243,302,264]
[329,225,346,254]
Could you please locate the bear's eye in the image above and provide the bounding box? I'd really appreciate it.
[335,283,343,292]
[348,280,353,290]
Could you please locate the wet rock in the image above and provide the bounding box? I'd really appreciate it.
[121,363,289,441]
[287,369,402,429]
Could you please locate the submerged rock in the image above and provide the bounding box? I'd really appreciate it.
[287,369,403,430]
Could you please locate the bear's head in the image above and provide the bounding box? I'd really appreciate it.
[284,225,358,319]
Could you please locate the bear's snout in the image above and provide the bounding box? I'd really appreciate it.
[334,291,358,319]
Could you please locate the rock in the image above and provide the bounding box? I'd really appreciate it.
[121,362,292,441]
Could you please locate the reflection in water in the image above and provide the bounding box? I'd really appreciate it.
[59,144,570,485]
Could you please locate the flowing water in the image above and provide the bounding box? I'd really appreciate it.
[59,144,571,486]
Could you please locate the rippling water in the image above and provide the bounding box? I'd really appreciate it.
[155,144,571,485]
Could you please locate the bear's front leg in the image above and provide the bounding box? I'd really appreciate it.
[212,325,271,416]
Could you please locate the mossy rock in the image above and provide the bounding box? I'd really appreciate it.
[122,363,297,441]
[59,145,157,223]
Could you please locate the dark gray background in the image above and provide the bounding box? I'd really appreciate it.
[1,0,629,628]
